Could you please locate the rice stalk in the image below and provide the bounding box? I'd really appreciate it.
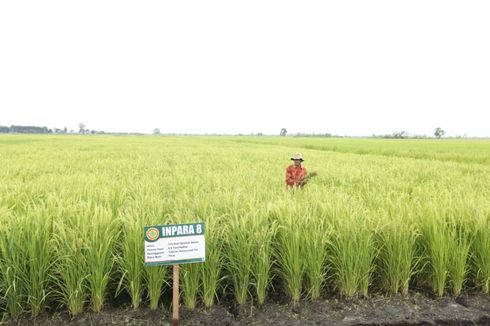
[85,205,119,312]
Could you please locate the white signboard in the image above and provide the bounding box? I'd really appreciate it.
[144,222,205,265]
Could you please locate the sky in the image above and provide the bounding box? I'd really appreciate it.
[1,1,489,137]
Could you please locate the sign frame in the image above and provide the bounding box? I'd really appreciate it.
[144,222,206,266]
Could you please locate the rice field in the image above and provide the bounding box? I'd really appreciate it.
[0,135,489,318]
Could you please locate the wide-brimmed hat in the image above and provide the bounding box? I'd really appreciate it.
[291,153,304,161]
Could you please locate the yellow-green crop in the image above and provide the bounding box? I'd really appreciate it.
[0,135,489,319]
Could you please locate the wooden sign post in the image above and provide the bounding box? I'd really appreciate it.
[172,264,180,326]
[144,223,205,326]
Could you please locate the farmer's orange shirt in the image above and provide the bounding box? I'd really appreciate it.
[285,165,307,187]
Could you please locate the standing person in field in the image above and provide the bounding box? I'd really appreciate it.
[285,153,317,188]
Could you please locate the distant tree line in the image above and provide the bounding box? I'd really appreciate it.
[373,131,410,139]
[293,132,333,137]
[372,128,450,139]
[0,125,55,134]
[278,128,334,137]
[1,125,465,138]
[0,124,150,136]
[0,124,107,135]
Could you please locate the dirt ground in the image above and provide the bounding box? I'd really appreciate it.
[3,293,490,325]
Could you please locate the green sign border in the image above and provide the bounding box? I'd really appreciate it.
[145,257,205,266]
[144,222,205,242]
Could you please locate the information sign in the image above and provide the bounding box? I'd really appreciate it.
[144,222,205,266]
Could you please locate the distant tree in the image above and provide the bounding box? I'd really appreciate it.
[280,128,287,136]
[434,127,445,139]
[79,123,86,134]
[153,128,161,135]
[63,127,68,134]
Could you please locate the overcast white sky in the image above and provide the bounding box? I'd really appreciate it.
[1,1,489,136]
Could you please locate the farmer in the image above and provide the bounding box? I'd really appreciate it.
[285,153,316,188]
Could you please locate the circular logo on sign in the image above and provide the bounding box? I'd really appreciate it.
[146,227,159,241]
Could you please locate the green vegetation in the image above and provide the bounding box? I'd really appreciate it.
[0,135,489,318]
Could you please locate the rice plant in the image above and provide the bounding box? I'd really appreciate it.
[0,213,28,317]
[24,204,55,316]
[181,263,200,309]
[447,213,472,296]
[302,212,329,300]
[472,213,490,293]
[274,201,305,303]
[226,211,255,305]
[85,205,119,312]
[251,214,277,305]
[419,205,450,297]
[52,207,89,316]
[376,211,418,296]
[145,265,167,310]
[329,207,376,297]
[200,216,225,307]
[116,211,144,309]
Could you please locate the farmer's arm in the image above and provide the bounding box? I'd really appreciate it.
[299,170,317,187]
[298,168,308,186]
